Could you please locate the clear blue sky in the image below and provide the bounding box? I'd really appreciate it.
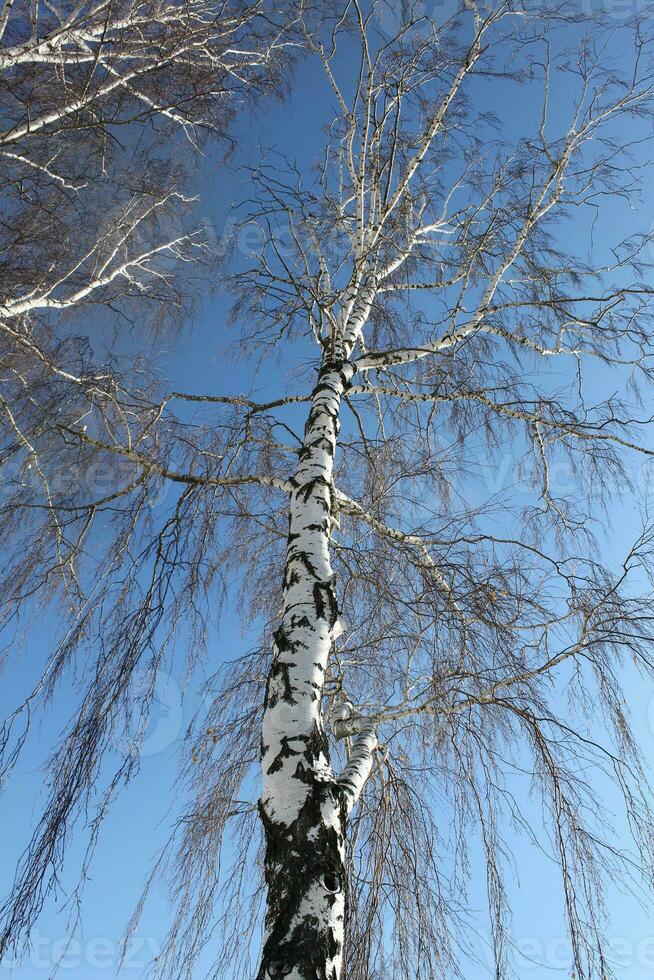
[3,4,654,978]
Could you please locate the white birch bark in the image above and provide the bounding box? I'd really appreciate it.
[258,352,375,980]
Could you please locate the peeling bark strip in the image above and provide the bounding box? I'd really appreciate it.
[258,356,356,980]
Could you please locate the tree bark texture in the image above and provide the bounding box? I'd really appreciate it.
[258,355,357,980]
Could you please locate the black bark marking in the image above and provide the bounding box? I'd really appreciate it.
[273,626,293,655]
[257,770,349,980]
[298,475,331,504]
[266,636,297,711]
[313,582,326,621]
[266,735,305,775]
[306,520,330,533]
[313,579,338,627]
[291,615,313,630]
[299,435,335,459]
[286,550,318,580]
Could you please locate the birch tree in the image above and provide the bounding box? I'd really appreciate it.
[0,0,293,445]
[4,3,654,980]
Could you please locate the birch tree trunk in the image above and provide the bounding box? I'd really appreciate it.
[258,352,356,980]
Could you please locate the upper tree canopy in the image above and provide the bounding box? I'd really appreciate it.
[3,2,654,978]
